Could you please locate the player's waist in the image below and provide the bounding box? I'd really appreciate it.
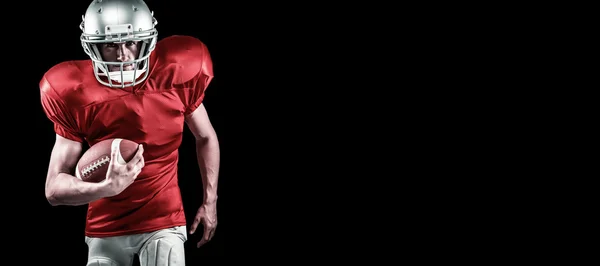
[87,172,182,219]
[85,185,186,237]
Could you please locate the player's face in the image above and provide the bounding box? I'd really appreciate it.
[99,41,142,72]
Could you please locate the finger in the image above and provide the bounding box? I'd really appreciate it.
[203,226,211,240]
[132,166,142,178]
[209,227,217,239]
[189,218,200,234]
[128,156,145,173]
[136,144,144,156]
[197,238,208,248]
[197,227,213,248]
[129,145,145,165]
[137,159,145,170]
[138,153,145,168]
[128,158,144,172]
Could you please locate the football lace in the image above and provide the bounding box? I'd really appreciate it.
[82,156,110,177]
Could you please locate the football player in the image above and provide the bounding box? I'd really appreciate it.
[39,0,220,265]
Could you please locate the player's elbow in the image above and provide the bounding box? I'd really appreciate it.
[45,181,62,206]
[195,134,219,147]
[45,188,59,206]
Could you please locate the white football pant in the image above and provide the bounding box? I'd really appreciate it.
[85,226,187,266]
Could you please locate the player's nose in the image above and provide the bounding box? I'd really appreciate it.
[116,45,130,62]
[117,49,128,62]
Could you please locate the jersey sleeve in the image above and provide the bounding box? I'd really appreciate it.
[39,75,85,142]
[181,38,214,116]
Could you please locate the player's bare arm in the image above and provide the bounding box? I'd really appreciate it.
[184,103,220,247]
[45,134,145,206]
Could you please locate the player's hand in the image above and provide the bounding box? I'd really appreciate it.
[104,144,145,196]
[189,202,218,248]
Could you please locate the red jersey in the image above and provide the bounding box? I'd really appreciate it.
[39,35,214,237]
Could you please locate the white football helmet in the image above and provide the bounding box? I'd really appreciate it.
[80,0,158,88]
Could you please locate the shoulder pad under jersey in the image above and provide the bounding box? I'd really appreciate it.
[152,35,213,84]
[40,61,85,92]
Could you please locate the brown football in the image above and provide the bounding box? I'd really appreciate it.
[75,138,139,183]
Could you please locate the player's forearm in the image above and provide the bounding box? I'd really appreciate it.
[195,136,220,205]
[46,173,111,206]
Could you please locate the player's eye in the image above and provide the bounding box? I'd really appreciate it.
[126,41,136,46]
